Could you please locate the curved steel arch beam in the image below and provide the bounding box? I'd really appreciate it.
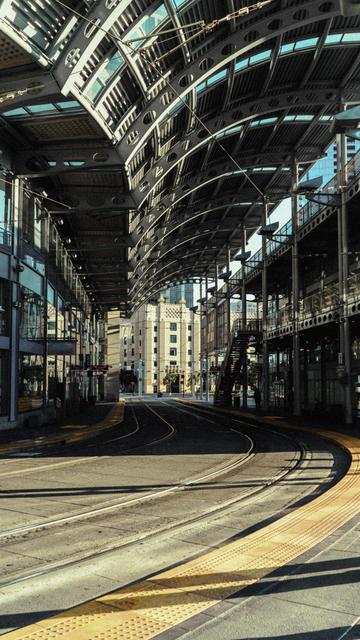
[130,85,356,207]
[132,201,248,247]
[116,0,344,163]
[130,150,300,244]
[132,266,209,309]
[131,255,211,306]
[131,228,233,295]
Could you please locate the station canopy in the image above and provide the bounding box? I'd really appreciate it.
[1,0,360,314]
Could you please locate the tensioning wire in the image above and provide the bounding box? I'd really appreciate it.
[52,0,267,198]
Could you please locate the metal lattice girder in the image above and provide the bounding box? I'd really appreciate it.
[0,72,60,113]
[132,227,234,286]
[45,192,136,214]
[115,0,346,163]
[130,156,296,242]
[130,198,257,245]
[14,145,124,178]
[130,88,349,207]
[0,6,51,67]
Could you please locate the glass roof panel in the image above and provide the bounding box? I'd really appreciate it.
[342,32,360,42]
[27,103,57,113]
[55,100,81,109]
[294,37,319,50]
[325,33,342,44]
[249,49,272,64]
[2,107,27,116]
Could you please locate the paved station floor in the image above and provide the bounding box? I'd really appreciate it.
[0,400,359,640]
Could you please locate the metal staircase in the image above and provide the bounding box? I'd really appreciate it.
[214,319,262,406]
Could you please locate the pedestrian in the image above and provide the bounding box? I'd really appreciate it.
[254,386,261,412]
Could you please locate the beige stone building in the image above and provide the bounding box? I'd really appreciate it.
[105,298,200,396]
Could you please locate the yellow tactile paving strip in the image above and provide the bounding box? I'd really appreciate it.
[3,416,360,640]
[0,402,125,456]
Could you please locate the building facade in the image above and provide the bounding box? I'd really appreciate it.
[0,174,102,431]
[107,298,200,396]
[161,284,194,308]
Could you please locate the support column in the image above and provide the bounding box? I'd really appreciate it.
[242,225,248,409]
[292,158,301,417]
[199,278,203,400]
[262,197,269,412]
[205,274,210,401]
[9,178,21,423]
[337,109,353,424]
[226,245,231,342]
[214,262,219,370]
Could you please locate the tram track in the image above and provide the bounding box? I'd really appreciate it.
[0,401,321,591]
[0,402,249,542]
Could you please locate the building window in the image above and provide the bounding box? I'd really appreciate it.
[0,350,9,415]
[18,354,44,412]
[170,322,177,330]
[139,329,141,335]
[154,325,157,332]
[154,361,157,367]
[170,334,177,343]
[131,335,134,343]
[170,360,177,366]
[124,361,127,366]
[154,336,157,343]
[139,339,141,346]
[124,336,127,345]
[188,349,192,355]
[188,336,192,342]
[20,287,44,340]
[170,347,177,356]
[154,373,157,380]
[0,278,10,335]
[188,325,192,331]
[131,348,134,356]
[154,347,157,354]
[124,350,127,357]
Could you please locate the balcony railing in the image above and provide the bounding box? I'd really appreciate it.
[267,305,293,330]
[0,223,13,248]
[235,147,360,283]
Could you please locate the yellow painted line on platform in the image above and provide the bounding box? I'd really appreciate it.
[3,417,360,640]
[0,402,125,458]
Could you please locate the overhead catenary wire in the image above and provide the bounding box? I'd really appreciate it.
[51,0,269,198]
[0,174,71,209]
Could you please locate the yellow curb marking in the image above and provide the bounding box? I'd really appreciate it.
[2,411,360,640]
[0,403,125,466]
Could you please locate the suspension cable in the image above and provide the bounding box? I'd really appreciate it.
[52,0,269,197]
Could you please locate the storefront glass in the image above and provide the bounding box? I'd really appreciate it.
[0,278,10,335]
[18,354,44,412]
[47,283,56,340]
[0,350,9,415]
[20,286,44,339]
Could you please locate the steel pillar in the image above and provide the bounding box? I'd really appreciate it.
[9,178,20,423]
[242,225,248,409]
[262,197,269,412]
[205,274,210,402]
[291,159,301,417]
[214,262,219,370]
[199,278,203,401]
[226,245,231,342]
[337,110,353,425]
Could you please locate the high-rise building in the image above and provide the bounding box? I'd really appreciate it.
[161,283,194,308]
[301,138,360,199]
[108,298,200,396]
